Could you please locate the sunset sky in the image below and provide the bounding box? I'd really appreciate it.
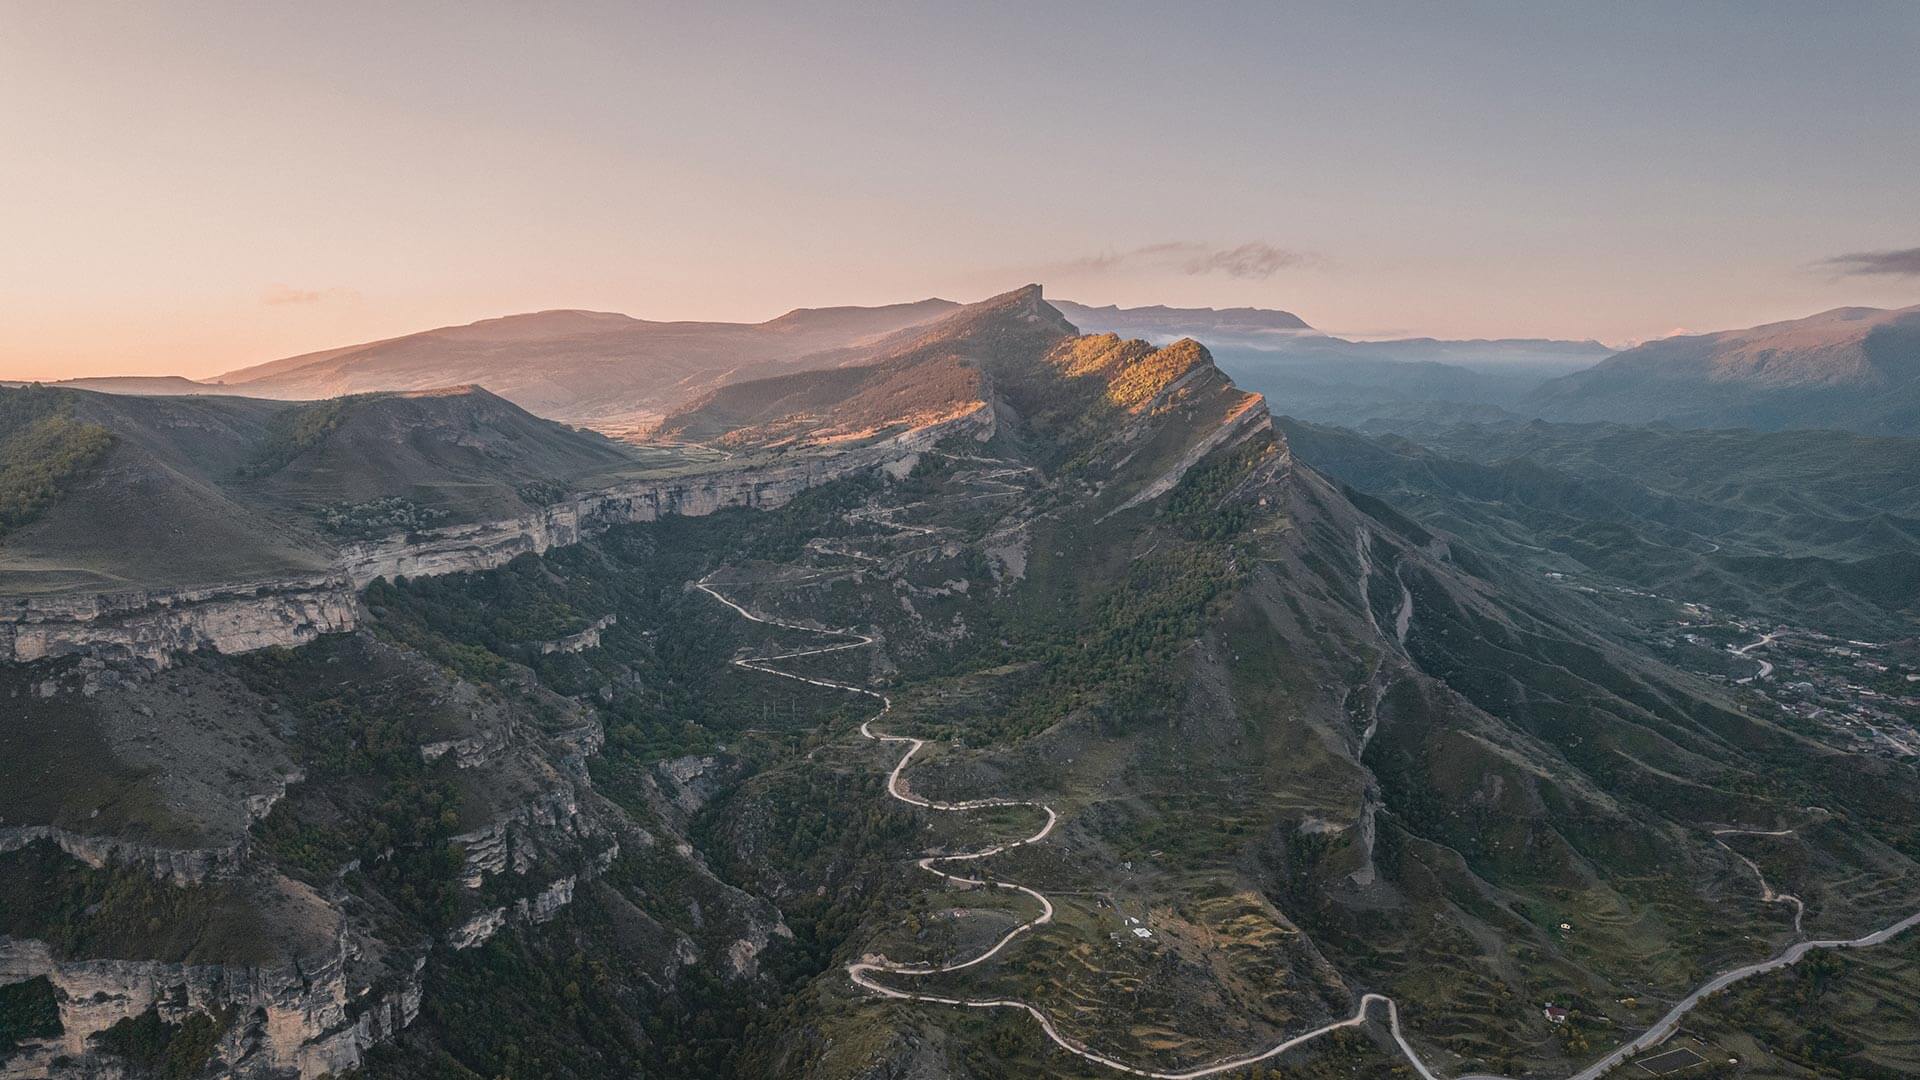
[4,2,1918,380]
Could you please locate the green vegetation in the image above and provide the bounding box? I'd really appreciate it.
[365,480,877,758]
[0,976,61,1056]
[328,478,932,1079]
[94,1004,232,1079]
[316,496,452,538]
[0,386,113,536]
[0,664,196,845]
[0,842,278,964]
[1687,935,1920,1078]
[235,395,361,479]
[1281,415,1920,637]
[237,643,468,927]
[369,876,786,1080]
[515,478,572,506]
[1163,432,1272,541]
[694,766,919,975]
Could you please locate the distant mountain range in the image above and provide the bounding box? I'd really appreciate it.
[1056,301,1608,374]
[6,300,1604,437]
[1526,303,1920,433]
[205,302,963,436]
[19,296,1920,438]
[1051,300,1313,341]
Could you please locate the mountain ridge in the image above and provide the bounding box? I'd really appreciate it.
[204,299,963,434]
[1526,302,1920,433]
[8,282,1920,1080]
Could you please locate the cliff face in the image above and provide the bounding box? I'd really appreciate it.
[338,411,983,587]
[0,416,968,1078]
[1,411,988,669]
[0,825,249,888]
[0,625,784,1078]
[0,933,418,1080]
[2,583,358,668]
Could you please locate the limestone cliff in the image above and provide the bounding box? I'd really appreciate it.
[1,411,988,668]
[0,932,419,1080]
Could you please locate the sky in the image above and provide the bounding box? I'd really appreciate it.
[3,1,1918,380]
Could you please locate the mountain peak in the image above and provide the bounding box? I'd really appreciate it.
[947,283,1060,325]
[653,287,1077,448]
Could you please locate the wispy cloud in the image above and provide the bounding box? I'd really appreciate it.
[1819,247,1920,278]
[262,284,358,305]
[1055,241,1318,281]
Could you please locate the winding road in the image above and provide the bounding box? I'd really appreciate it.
[696,514,1920,1080]
[1713,828,1805,935]
[1732,631,1779,683]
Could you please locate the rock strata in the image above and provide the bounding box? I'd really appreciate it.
[2,414,985,667]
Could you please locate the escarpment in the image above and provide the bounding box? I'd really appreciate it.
[2,409,990,669]
[0,623,789,1077]
[0,383,963,1077]
[1,581,358,668]
[0,929,420,1080]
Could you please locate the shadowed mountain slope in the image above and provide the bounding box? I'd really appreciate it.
[1526,303,1920,433]
[0,384,648,595]
[1277,415,1920,637]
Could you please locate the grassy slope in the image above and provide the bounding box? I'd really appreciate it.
[0,387,113,536]
[0,385,681,595]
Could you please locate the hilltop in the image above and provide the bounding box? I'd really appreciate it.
[0,384,655,596]
[209,301,961,435]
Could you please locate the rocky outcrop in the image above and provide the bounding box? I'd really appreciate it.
[1104,389,1271,518]
[0,825,245,887]
[0,933,420,1080]
[538,614,616,655]
[0,580,356,668]
[450,785,594,888]
[337,413,985,588]
[419,726,508,769]
[2,412,987,670]
[446,874,579,951]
